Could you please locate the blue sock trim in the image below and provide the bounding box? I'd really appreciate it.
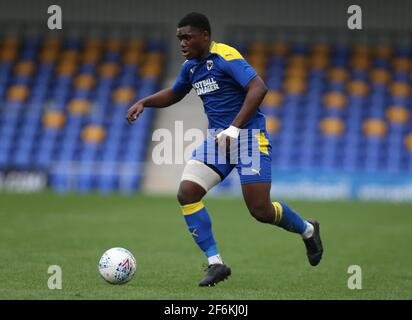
[183,206,218,257]
[278,201,307,234]
[205,244,218,257]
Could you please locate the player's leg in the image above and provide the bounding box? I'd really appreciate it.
[241,181,307,230]
[237,129,323,265]
[177,174,219,263]
[241,181,323,266]
[177,159,231,286]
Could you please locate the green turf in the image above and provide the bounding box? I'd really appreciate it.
[0,192,411,299]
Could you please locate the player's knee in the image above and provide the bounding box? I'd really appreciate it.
[248,204,272,224]
[177,181,205,205]
[176,186,191,205]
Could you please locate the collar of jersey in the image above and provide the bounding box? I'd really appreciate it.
[191,41,217,64]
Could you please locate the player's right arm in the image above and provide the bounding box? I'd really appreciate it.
[127,62,192,124]
[126,88,184,124]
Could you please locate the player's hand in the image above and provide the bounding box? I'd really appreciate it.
[215,125,240,149]
[126,101,144,124]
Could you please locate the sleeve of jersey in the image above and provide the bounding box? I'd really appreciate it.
[172,64,192,95]
[223,58,257,88]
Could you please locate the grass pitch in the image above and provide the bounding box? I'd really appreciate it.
[0,192,411,299]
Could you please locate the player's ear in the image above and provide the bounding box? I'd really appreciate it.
[202,30,209,40]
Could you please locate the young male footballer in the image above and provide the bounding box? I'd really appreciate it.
[127,12,323,287]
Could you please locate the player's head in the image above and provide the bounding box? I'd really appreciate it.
[176,12,211,60]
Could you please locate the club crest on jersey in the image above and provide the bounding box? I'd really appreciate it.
[206,60,213,71]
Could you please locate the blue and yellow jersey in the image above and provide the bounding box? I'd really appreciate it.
[172,41,266,130]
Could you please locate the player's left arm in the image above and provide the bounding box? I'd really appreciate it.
[215,48,268,145]
[231,75,267,128]
[216,75,267,146]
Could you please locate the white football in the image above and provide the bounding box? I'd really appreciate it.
[98,247,136,284]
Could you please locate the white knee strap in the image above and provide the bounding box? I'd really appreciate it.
[181,159,222,192]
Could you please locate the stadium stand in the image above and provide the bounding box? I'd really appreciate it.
[2,30,412,194]
[0,32,165,193]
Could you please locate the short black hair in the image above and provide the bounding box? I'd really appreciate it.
[177,12,211,36]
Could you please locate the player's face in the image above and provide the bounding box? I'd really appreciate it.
[176,26,209,60]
